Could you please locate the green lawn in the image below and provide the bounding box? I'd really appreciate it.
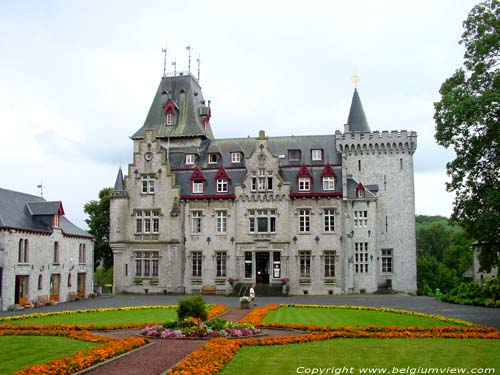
[263,307,459,327]
[0,308,177,326]
[0,336,98,374]
[221,339,500,375]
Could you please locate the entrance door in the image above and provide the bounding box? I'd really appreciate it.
[15,275,29,306]
[255,252,270,284]
[50,274,60,302]
[77,273,86,298]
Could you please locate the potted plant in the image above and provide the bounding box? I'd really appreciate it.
[239,296,251,309]
[227,277,237,286]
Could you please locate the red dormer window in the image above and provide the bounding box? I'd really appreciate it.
[297,164,312,192]
[356,182,365,198]
[215,166,231,193]
[321,163,337,191]
[163,98,177,126]
[191,167,206,194]
[52,203,65,228]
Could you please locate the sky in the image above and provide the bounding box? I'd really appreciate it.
[0,0,479,229]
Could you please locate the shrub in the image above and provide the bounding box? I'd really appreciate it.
[176,295,207,325]
[482,277,500,302]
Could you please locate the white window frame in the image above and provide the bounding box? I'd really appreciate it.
[381,249,393,273]
[299,251,311,278]
[185,154,196,165]
[192,251,202,277]
[192,181,204,194]
[324,251,336,277]
[354,242,369,274]
[216,210,228,233]
[322,177,335,191]
[166,113,174,126]
[311,149,323,161]
[134,251,160,278]
[215,251,227,278]
[216,179,228,193]
[324,208,335,232]
[299,209,310,232]
[208,153,218,164]
[79,244,86,264]
[230,152,241,163]
[298,177,311,192]
[135,210,160,234]
[191,211,202,234]
[357,189,365,198]
[141,175,155,194]
[354,210,368,228]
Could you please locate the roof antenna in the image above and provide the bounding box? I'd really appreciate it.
[162,42,168,77]
[352,74,360,88]
[196,55,201,81]
[172,58,177,76]
[37,182,44,198]
[186,44,193,74]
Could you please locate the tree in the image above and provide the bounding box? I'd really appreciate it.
[84,188,113,270]
[434,0,500,274]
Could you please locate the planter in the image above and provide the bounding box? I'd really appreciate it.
[299,278,311,284]
[240,300,250,309]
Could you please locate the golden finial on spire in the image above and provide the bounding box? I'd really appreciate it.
[352,74,360,87]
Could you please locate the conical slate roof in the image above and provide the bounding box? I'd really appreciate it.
[114,167,125,191]
[347,88,370,132]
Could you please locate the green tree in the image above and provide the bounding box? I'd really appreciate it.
[434,0,500,274]
[84,188,113,270]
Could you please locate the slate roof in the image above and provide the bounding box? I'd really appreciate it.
[346,178,378,199]
[131,74,214,140]
[114,167,125,191]
[0,188,92,238]
[347,88,371,133]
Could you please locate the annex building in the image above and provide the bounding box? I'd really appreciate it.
[0,188,94,310]
[110,72,417,295]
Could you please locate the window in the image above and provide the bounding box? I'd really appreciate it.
[53,242,59,264]
[354,242,369,274]
[185,154,196,165]
[38,275,43,290]
[251,170,273,192]
[299,251,311,278]
[53,214,60,227]
[358,160,361,171]
[311,149,323,161]
[216,179,228,193]
[216,211,227,233]
[192,251,202,277]
[231,152,241,163]
[382,249,393,273]
[134,251,159,277]
[272,252,281,278]
[79,244,86,264]
[166,113,174,126]
[135,210,160,234]
[244,251,252,278]
[324,209,335,232]
[67,274,72,288]
[215,252,227,277]
[298,177,311,191]
[141,175,155,194]
[354,211,368,228]
[357,189,365,198]
[288,149,301,161]
[248,209,276,233]
[18,239,28,263]
[192,181,204,194]
[324,251,336,277]
[322,177,335,191]
[299,209,310,232]
[192,211,202,233]
[208,153,218,164]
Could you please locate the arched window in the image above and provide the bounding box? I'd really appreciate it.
[53,242,59,264]
[38,274,43,290]
[67,274,72,288]
[18,239,28,263]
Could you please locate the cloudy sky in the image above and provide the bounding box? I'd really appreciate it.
[0,0,478,229]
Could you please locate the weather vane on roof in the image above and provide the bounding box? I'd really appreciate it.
[186,44,193,74]
[196,55,201,81]
[171,58,177,76]
[162,42,167,77]
[352,74,360,87]
[37,182,44,198]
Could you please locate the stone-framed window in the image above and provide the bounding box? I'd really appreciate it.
[381,249,393,273]
[299,251,311,278]
[18,239,28,263]
[215,252,227,278]
[251,170,273,192]
[322,176,335,191]
[248,209,276,233]
[324,251,336,277]
[53,241,60,265]
[135,210,160,234]
[324,208,335,232]
[191,211,202,233]
[79,244,86,264]
[311,149,323,161]
[244,251,252,278]
[354,211,368,228]
[354,242,369,274]
[38,274,43,290]
[299,209,310,232]
[134,251,159,278]
[141,175,155,194]
[216,211,228,233]
[192,251,202,277]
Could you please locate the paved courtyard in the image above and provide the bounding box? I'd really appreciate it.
[1,293,499,328]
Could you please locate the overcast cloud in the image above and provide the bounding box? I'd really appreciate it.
[0,0,477,229]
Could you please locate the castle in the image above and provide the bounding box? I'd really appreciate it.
[110,72,417,295]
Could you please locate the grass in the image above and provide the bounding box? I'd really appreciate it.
[221,339,500,375]
[0,308,178,326]
[263,307,458,327]
[0,336,98,374]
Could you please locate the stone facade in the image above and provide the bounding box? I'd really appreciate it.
[0,189,94,310]
[110,73,417,295]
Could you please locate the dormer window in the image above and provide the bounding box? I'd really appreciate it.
[356,182,365,198]
[208,153,219,164]
[163,98,177,126]
[231,152,241,163]
[215,166,230,193]
[321,163,337,191]
[190,167,206,194]
[185,154,196,165]
[311,149,323,161]
[166,113,174,126]
[193,181,204,194]
[288,149,301,161]
[53,214,60,227]
[296,164,312,192]
[217,179,228,193]
[298,177,311,191]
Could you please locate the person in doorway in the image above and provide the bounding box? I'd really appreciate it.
[249,284,256,306]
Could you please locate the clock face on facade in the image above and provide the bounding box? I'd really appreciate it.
[144,152,153,161]
[258,152,266,163]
